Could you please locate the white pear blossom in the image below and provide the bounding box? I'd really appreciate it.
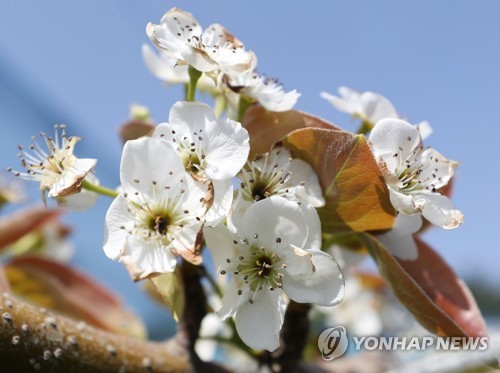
[204,198,344,351]
[142,44,217,93]
[232,146,324,237]
[321,86,431,135]
[224,71,300,112]
[153,101,249,225]
[369,118,463,258]
[103,137,209,281]
[9,125,96,205]
[146,8,256,75]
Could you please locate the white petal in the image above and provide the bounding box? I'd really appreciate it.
[328,245,367,271]
[103,195,132,261]
[160,8,203,39]
[359,91,398,123]
[418,193,464,229]
[391,213,422,235]
[389,188,419,215]
[377,230,419,260]
[299,203,322,251]
[369,119,421,172]
[320,88,360,115]
[283,251,344,307]
[416,120,433,140]
[418,147,458,190]
[234,289,285,351]
[121,235,178,280]
[142,44,188,85]
[204,222,239,272]
[258,89,300,112]
[203,117,249,180]
[288,158,325,207]
[238,197,308,250]
[168,101,216,131]
[120,137,185,197]
[217,278,250,319]
[278,245,314,277]
[204,179,233,226]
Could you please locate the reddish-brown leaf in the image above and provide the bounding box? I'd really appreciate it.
[0,207,61,250]
[284,128,395,232]
[364,233,487,337]
[241,105,340,158]
[6,256,147,339]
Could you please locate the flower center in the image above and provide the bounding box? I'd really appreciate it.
[240,162,292,202]
[149,214,170,236]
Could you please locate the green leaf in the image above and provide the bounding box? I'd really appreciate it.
[363,233,488,338]
[6,256,147,339]
[241,105,339,159]
[283,128,395,232]
[149,267,185,323]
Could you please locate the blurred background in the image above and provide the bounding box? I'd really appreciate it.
[0,0,499,340]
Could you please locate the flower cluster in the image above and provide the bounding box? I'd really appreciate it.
[144,8,299,113]
[7,6,471,363]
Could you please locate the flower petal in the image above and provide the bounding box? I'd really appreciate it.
[121,236,178,280]
[358,91,398,123]
[120,137,185,197]
[204,222,239,272]
[389,188,419,215]
[299,203,322,251]
[103,195,133,261]
[217,278,250,319]
[288,158,325,207]
[142,44,188,85]
[204,179,233,226]
[234,289,285,351]
[377,230,419,260]
[283,251,344,307]
[418,193,464,229]
[238,197,308,250]
[369,119,421,172]
[203,117,249,180]
[418,147,458,190]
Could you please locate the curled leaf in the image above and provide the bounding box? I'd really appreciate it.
[0,207,61,251]
[149,267,185,322]
[241,105,339,158]
[6,256,147,339]
[284,128,395,232]
[363,234,487,338]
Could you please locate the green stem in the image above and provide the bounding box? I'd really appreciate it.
[82,179,118,198]
[186,66,202,102]
[356,119,374,135]
[237,96,253,122]
[213,94,227,118]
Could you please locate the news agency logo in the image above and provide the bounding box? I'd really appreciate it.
[317,326,349,361]
[317,326,489,361]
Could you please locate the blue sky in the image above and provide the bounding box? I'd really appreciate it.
[1,1,499,337]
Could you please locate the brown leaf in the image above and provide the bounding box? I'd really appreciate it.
[6,256,147,339]
[241,105,340,158]
[118,119,155,144]
[284,128,395,232]
[0,207,61,250]
[364,233,487,338]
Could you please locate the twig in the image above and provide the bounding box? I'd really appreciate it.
[0,293,191,372]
